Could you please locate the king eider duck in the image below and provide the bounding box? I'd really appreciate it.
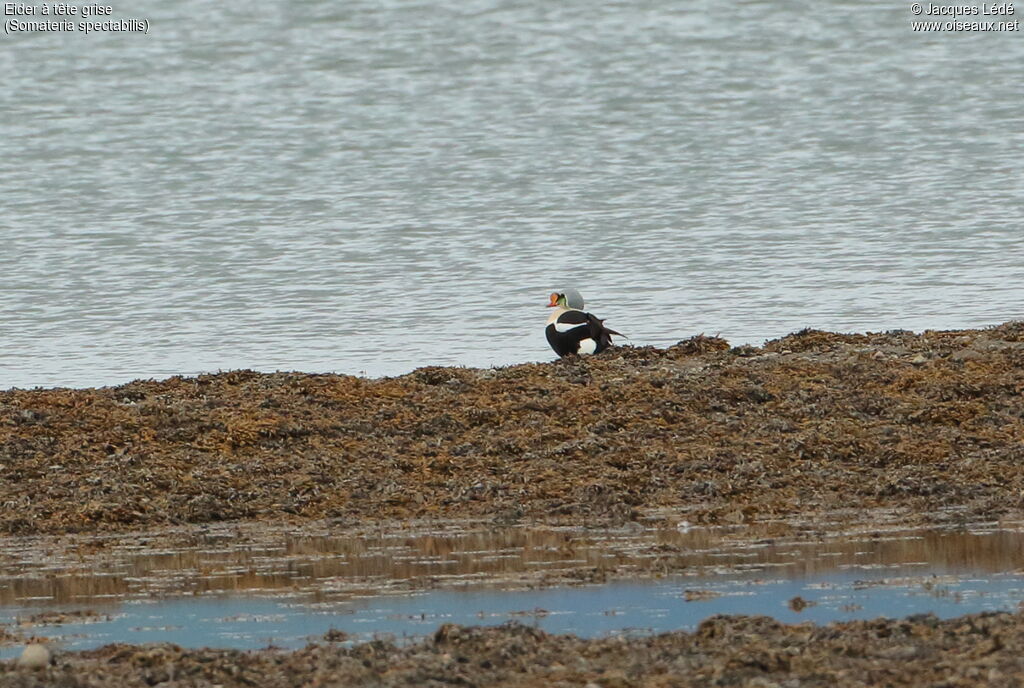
[545,289,624,357]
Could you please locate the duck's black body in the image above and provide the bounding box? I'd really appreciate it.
[545,308,622,357]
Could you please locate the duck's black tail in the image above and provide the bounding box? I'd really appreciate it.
[587,314,626,351]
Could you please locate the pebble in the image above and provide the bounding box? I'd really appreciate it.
[17,643,50,669]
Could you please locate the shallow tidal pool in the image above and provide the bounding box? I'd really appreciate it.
[2,522,1024,656]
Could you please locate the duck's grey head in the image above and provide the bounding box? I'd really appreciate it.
[546,288,585,310]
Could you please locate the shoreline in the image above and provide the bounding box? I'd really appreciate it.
[5,323,1024,683]
[2,323,1024,536]
[7,611,1024,685]
[4,516,1024,684]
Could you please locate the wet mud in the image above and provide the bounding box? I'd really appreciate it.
[2,521,1024,609]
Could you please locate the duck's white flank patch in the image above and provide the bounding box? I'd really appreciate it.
[577,338,597,354]
[555,320,587,333]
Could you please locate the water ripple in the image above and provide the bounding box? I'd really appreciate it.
[1,0,1022,388]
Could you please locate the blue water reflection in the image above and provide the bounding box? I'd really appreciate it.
[3,564,1022,656]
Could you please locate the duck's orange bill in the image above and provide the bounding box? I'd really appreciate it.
[547,293,559,307]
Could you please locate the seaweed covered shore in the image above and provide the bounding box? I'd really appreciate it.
[3,323,1024,535]
[7,613,1024,687]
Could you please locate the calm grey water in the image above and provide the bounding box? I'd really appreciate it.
[2,0,1023,389]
